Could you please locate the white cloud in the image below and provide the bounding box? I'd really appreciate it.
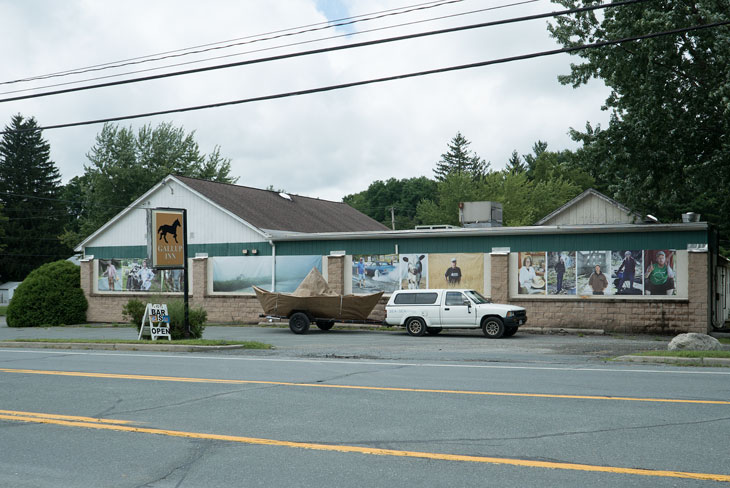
[0,0,610,202]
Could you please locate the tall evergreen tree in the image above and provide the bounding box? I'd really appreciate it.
[506,150,526,174]
[433,132,489,181]
[0,114,70,281]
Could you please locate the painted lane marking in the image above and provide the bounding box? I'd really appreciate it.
[2,348,730,375]
[2,368,728,405]
[0,409,134,425]
[1,410,728,483]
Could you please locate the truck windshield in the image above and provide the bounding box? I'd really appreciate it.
[464,290,491,304]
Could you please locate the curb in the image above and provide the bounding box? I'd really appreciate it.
[521,327,605,335]
[615,355,730,366]
[0,342,246,352]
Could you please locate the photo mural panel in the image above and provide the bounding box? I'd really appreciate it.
[399,254,428,290]
[428,253,484,293]
[577,251,612,295]
[611,250,643,295]
[547,251,576,295]
[516,249,680,297]
[518,252,547,295]
[352,254,400,294]
[212,256,273,293]
[274,255,323,293]
[97,258,170,292]
[644,250,677,296]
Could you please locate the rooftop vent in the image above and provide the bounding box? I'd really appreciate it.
[278,192,292,201]
[681,212,700,223]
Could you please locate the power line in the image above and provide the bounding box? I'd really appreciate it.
[0,0,539,97]
[1,0,464,86]
[0,0,647,104]
[4,18,725,135]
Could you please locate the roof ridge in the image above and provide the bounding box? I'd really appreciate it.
[173,174,342,204]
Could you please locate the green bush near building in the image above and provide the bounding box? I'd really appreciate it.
[6,261,88,327]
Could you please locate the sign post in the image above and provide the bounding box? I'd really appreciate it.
[148,208,190,338]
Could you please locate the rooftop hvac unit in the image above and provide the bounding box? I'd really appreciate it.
[459,201,503,228]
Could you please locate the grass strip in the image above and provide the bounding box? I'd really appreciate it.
[632,350,730,359]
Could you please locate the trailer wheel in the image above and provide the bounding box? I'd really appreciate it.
[405,317,426,337]
[316,320,335,331]
[482,317,504,338]
[289,313,311,334]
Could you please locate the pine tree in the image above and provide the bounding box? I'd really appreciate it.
[0,114,70,281]
[506,150,526,173]
[433,132,489,181]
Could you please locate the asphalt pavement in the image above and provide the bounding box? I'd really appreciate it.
[1,315,729,365]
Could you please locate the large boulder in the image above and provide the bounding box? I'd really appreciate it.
[668,333,722,351]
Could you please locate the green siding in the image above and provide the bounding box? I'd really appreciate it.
[85,229,708,259]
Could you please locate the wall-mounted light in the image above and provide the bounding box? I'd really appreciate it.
[242,249,248,255]
[252,249,259,255]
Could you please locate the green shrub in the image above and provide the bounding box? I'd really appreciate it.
[6,260,88,327]
[122,298,147,326]
[125,297,206,339]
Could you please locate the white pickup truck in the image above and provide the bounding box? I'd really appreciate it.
[384,289,527,338]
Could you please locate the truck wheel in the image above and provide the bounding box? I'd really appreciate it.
[316,320,335,331]
[289,312,311,334]
[405,317,426,337]
[426,327,442,335]
[482,317,505,338]
[503,326,518,338]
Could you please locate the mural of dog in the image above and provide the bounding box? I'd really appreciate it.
[157,218,181,244]
[402,255,426,289]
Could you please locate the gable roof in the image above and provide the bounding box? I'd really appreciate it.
[174,176,389,233]
[535,188,642,226]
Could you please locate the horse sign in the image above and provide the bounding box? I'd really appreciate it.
[150,209,185,268]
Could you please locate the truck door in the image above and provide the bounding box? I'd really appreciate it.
[441,291,476,327]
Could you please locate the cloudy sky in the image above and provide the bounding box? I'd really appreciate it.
[1,0,610,202]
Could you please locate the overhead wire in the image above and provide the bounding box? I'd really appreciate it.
[3,17,726,134]
[0,0,540,97]
[0,0,465,86]
[0,0,647,104]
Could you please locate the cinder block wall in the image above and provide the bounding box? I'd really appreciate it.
[81,252,710,332]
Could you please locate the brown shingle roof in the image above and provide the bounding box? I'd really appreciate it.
[175,176,389,234]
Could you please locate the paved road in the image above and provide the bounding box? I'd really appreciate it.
[1,326,729,487]
[0,322,676,363]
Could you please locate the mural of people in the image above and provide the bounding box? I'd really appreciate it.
[444,257,462,287]
[547,251,576,295]
[577,251,612,296]
[518,252,546,295]
[427,253,484,294]
[351,254,399,294]
[588,264,608,295]
[644,250,676,295]
[612,250,643,295]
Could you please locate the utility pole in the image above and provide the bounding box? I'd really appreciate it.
[390,206,395,230]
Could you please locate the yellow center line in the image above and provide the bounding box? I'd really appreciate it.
[0,409,134,425]
[1,410,728,482]
[1,367,728,405]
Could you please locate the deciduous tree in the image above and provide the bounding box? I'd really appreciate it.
[548,0,730,242]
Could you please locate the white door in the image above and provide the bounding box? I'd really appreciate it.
[441,291,476,327]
